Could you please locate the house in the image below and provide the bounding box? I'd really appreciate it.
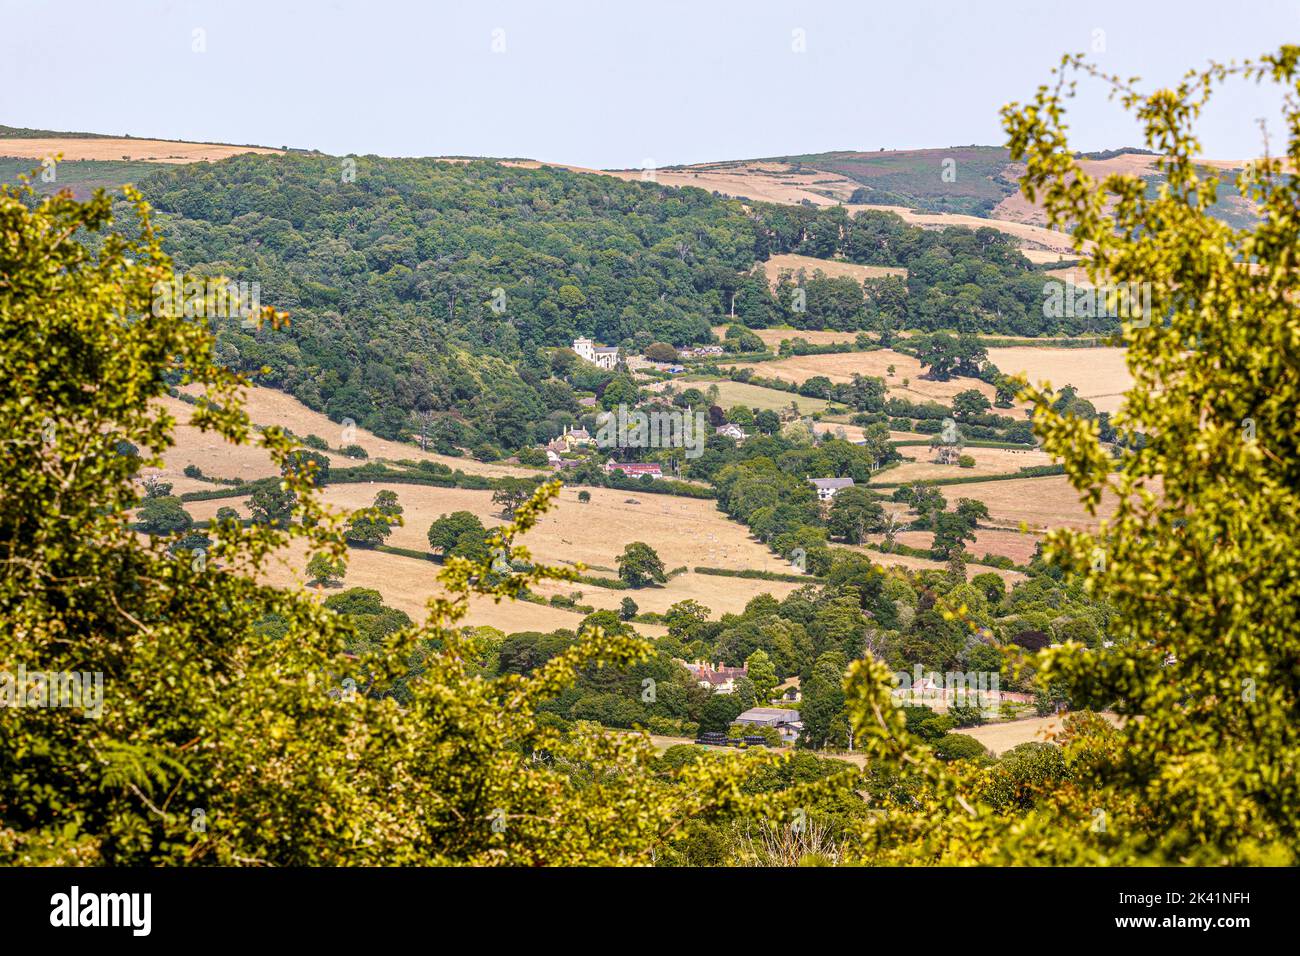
[715,423,746,442]
[546,450,563,465]
[605,461,662,479]
[734,707,803,743]
[547,425,594,454]
[573,336,620,370]
[684,661,747,694]
[809,477,854,501]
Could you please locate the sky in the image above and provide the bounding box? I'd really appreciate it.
[1,0,1295,167]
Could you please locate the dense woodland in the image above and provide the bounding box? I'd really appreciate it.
[131,154,1113,451]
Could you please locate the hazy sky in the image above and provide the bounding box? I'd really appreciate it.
[2,0,1294,167]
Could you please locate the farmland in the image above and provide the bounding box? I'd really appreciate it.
[761,253,907,287]
[985,346,1133,415]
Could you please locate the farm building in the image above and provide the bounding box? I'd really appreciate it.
[734,707,802,743]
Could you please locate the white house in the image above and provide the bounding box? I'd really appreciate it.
[715,423,746,442]
[573,337,619,370]
[809,477,854,501]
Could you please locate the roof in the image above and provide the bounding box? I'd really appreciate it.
[808,477,855,490]
[736,707,800,722]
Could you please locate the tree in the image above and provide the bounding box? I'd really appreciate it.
[307,553,346,586]
[346,489,403,546]
[249,483,297,527]
[698,693,744,734]
[951,389,991,422]
[840,47,1300,866]
[136,495,192,535]
[619,597,639,620]
[745,650,779,704]
[577,490,591,503]
[826,486,886,544]
[932,733,989,762]
[665,599,711,640]
[214,506,241,525]
[492,478,537,518]
[644,342,678,362]
[427,511,485,554]
[142,475,173,498]
[284,449,330,484]
[617,541,667,588]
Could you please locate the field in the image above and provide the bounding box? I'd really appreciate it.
[875,445,1055,484]
[956,713,1122,756]
[985,346,1133,415]
[710,325,863,350]
[874,528,1041,567]
[162,384,819,634]
[646,376,831,415]
[936,474,1120,532]
[0,136,282,164]
[761,253,907,287]
[721,348,1031,414]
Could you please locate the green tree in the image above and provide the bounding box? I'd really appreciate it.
[136,495,193,535]
[841,46,1300,866]
[619,597,639,621]
[346,489,403,546]
[617,541,667,588]
[249,483,297,527]
[826,486,885,544]
[427,511,485,554]
[307,552,346,586]
[745,650,779,705]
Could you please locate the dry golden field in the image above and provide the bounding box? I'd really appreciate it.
[644,377,832,415]
[984,346,1133,415]
[956,712,1122,756]
[710,325,863,349]
[761,253,907,287]
[872,528,1041,566]
[876,445,1055,484]
[0,137,283,164]
[722,348,1033,414]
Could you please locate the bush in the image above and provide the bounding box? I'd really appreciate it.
[933,733,990,762]
[341,444,368,459]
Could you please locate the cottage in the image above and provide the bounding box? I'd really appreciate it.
[715,423,746,442]
[808,477,854,501]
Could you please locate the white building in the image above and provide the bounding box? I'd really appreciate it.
[809,477,855,501]
[573,337,620,370]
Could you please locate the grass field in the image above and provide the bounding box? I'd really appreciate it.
[985,346,1133,415]
[0,136,282,164]
[761,253,907,287]
[721,348,1030,413]
[162,385,820,634]
[647,377,831,415]
[874,445,1055,484]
